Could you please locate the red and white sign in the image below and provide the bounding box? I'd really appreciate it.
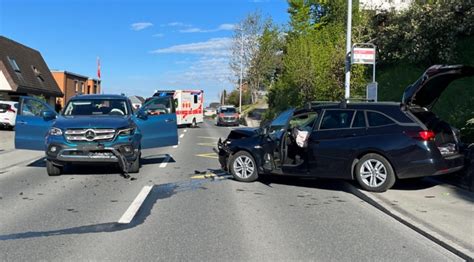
[352,47,376,64]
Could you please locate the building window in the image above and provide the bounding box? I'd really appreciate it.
[7,56,20,72]
[81,82,84,93]
[75,81,79,93]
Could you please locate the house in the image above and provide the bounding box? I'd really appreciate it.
[51,71,101,107]
[0,36,63,105]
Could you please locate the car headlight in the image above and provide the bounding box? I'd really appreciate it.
[118,127,135,136]
[49,127,63,136]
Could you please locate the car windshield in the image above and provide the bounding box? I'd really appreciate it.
[220,107,236,113]
[63,99,129,116]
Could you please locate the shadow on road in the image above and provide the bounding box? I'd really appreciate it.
[26,155,176,175]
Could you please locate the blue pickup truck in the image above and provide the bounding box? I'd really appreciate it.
[15,94,178,176]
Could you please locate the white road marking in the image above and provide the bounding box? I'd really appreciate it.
[184,129,187,133]
[159,155,171,168]
[172,145,178,148]
[118,185,153,224]
[179,134,184,138]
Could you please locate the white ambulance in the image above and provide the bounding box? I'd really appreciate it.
[153,90,204,127]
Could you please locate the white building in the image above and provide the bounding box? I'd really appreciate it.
[359,0,413,11]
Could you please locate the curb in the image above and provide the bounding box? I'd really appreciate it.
[343,181,473,261]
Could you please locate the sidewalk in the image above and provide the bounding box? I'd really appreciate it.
[346,178,474,260]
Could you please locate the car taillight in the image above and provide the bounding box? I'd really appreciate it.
[7,106,15,113]
[406,130,435,141]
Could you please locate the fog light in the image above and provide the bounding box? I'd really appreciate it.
[50,146,57,152]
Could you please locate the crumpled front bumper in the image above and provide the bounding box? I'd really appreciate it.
[215,138,231,171]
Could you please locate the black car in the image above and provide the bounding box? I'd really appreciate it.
[217,65,473,192]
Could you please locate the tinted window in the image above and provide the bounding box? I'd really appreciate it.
[142,97,174,115]
[220,107,236,113]
[320,110,354,130]
[22,99,49,117]
[367,111,395,127]
[352,111,366,128]
[290,112,319,131]
[194,95,198,104]
[269,109,293,133]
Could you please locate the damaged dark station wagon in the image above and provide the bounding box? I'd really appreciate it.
[217,65,473,192]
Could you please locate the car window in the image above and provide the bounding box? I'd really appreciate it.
[0,103,10,113]
[142,97,174,115]
[320,110,354,130]
[352,111,366,128]
[22,99,49,117]
[63,99,129,116]
[367,111,395,127]
[269,109,294,133]
[290,112,318,131]
[220,107,236,113]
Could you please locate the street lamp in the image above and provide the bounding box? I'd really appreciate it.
[239,28,244,114]
[344,0,353,99]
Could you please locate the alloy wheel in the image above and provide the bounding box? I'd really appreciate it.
[232,155,255,179]
[359,159,387,188]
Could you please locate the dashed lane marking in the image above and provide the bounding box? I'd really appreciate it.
[159,155,171,168]
[195,153,219,159]
[197,143,215,147]
[197,136,218,140]
[184,129,187,133]
[118,185,153,224]
[179,134,185,138]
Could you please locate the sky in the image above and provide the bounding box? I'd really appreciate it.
[0,0,289,104]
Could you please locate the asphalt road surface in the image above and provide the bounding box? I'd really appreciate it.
[0,121,462,261]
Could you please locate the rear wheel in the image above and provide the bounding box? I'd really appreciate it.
[229,151,258,182]
[46,160,62,176]
[191,118,197,128]
[355,153,395,192]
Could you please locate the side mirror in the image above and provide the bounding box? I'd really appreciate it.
[136,110,148,120]
[42,110,56,121]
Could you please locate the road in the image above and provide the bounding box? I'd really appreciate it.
[0,122,462,261]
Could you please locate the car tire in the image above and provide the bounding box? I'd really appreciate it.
[128,154,140,173]
[355,153,396,192]
[46,160,62,176]
[191,118,197,128]
[229,151,258,182]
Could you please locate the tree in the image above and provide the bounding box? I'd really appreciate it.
[229,12,264,104]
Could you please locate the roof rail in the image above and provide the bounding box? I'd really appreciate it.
[304,101,338,110]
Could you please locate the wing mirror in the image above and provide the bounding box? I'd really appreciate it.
[136,110,148,120]
[42,110,56,121]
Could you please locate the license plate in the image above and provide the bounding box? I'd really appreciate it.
[89,152,114,158]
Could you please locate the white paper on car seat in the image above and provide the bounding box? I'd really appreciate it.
[295,129,309,148]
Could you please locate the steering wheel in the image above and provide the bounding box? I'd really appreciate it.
[110,108,125,115]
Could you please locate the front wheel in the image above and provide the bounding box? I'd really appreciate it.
[355,153,395,192]
[46,160,62,176]
[229,151,258,182]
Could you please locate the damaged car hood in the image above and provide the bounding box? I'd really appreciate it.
[402,65,474,109]
[227,127,260,139]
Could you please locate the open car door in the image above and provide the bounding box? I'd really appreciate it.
[264,109,295,171]
[15,96,57,150]
[135,96,178,149]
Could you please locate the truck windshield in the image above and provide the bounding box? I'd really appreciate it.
[63,99,129,116]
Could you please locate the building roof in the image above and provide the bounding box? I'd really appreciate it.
[0,36,63,97]
[50,70,89,80]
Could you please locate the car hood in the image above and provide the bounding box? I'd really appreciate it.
[54,115,133,130]
[227,127,259,140]
[402,65,474,109]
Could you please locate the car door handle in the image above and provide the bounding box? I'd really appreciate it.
[165,119,175,123]
[343,133,357,138]
[17,120,27,125]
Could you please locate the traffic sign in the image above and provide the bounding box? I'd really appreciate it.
[352,47,376,64]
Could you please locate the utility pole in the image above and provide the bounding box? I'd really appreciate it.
[239,28,244,114]
[344,0,352,99]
